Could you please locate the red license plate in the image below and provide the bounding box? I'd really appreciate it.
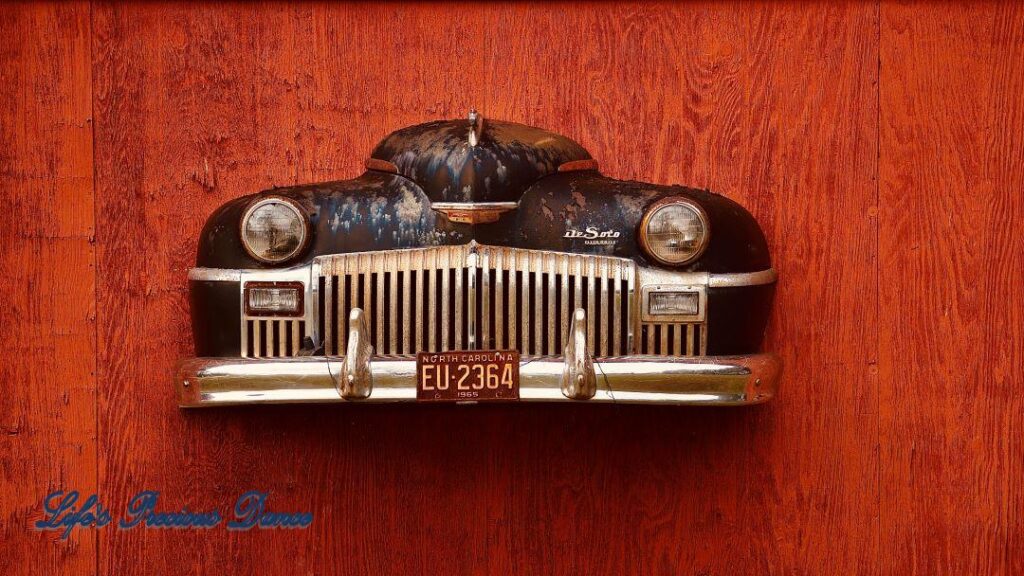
[416,350,520,402]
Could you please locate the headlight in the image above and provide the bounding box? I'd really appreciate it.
[240,197,309,264]
[639,198,710,266]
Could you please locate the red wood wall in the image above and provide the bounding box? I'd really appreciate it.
[2,2,1022,574]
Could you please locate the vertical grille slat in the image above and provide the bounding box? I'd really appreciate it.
[426,249,437,353]
[573,255,584,341]
[520,264,530,354]
[375,256,385,355]
[532,253,543,356]
[414,267,423,353]
[586,257,596,356]
[494,250,504,349]
[278,320,287,356]
[311,245,645,359]
[481,249,490,350]
[361,255,372,346]
[388,253,398,354]
[468,251,478,349]
[507,251,517,351]
[560,255,570,351]
[454,251,464,350]
[546,254,556,356]
[253,320,263,358]
[323,275,334,355]
[344,276,352,349]
[612,263,622,355]
[440,248,450,352]
[599,260,609,358]
[401,252,412,354]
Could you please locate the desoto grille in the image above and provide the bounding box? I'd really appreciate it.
[243,319,307,358]
[314,244,636,357]
[640,323,706,355]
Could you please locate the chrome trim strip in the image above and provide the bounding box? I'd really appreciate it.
[189,267,242,282]
[430,201,519,210]
[188,264,776,289]
[707,268,777,288]
[177,353,780,407]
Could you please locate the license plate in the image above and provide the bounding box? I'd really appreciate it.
[416,350,520,402]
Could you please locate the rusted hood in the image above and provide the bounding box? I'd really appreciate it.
[368,116,593,203]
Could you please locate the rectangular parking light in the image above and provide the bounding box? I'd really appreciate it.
[245,283,303,316]
[648,290,700,316]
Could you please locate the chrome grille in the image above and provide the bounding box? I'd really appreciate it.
[640,322,706,356]
[244,319,306,358]
[314,244,636,357]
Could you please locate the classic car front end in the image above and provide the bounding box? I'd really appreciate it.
[178,113,779,407]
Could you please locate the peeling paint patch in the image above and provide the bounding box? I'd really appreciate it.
[395,187,424,225]
[571,191,587,208]
[540,198,554,221]
[615,192,656,219]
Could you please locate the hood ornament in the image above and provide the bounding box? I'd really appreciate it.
[432,200,517,225]
[467,109,484,147]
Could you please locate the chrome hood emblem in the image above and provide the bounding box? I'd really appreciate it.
[431,201,518,225]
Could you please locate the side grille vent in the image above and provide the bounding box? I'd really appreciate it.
[244,319,306,358]
[639,323,706,356]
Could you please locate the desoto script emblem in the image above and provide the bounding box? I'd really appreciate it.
[564,226,621,245]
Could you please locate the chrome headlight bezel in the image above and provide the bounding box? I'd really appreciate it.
[240,196,310,265]
[639,197,711,266]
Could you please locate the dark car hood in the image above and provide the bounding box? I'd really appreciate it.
[368,117,593,203]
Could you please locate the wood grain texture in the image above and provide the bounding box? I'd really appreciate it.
[3,1,1023,574]
[0,2,96,574]
[485,5,880,573]
[879,3,1024,575]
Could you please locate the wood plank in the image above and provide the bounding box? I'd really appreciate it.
[92,3,390,574]
[481,3,880,574]
[0,2,96,575]
[879,3,1024,574]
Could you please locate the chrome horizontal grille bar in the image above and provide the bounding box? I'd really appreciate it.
[314,243,636,357]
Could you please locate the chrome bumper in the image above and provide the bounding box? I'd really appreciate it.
[177,353,780,407]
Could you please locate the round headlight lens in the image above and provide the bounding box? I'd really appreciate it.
[241,198,309,264]
[640,199,710,266]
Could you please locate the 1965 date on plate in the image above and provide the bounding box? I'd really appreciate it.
[417,350,520,402]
